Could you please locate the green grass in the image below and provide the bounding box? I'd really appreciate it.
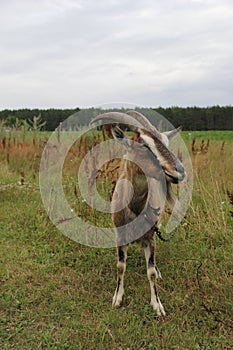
[182,130,233,141]
[0,130,233,349]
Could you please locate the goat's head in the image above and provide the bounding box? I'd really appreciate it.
[91,110,186,184]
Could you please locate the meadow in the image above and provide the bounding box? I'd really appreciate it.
[0,128,233,350]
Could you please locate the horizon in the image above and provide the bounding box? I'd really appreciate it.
[0,104,232,111]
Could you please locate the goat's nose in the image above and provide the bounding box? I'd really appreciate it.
[176,161,186,181]
[178,169,186,181]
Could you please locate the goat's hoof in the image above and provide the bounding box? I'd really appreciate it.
[155,266,162,280]
[112,300,122,308]
[150,300,166,317]
[112,295,123,308]
[113,302,122,309]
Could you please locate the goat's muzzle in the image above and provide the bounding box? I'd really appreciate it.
[165,160,186,183]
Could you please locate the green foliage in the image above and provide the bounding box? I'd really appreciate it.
[0,106,232,131]
[0,108,80,131]
[25,114,47,131]
[3,115,18,127]
[154,105,233,130]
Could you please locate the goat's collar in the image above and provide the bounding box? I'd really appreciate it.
[143,203,177,242]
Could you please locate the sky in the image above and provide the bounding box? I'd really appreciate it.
[0,0,233,109]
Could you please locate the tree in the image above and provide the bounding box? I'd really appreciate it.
[25,114,47,131]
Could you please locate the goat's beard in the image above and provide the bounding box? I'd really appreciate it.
[166,181,176,208]
[166,181,183,220]
[147,177,167,213]
[147,178,180,217]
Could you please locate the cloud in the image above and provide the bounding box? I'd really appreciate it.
[0,0,232,108]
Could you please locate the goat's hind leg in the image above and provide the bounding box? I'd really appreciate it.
[112,245,128,308]
[144,236,165,316]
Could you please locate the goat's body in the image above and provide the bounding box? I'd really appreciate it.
[91,110,186,316]
[112,159,166,315]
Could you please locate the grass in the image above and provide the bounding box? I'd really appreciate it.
[182,130,233,141]
[0,130,233,349]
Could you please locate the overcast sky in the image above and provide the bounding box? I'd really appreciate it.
[0,0,232,109]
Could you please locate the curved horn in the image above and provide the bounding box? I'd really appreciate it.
[90,112,144,131]
[126,110,162,140]
[126,110,156,132]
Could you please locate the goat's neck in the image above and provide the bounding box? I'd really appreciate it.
[123,161,148,215]
[124,161,147,191]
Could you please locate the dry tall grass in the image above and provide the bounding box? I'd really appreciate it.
[1,132,232,229]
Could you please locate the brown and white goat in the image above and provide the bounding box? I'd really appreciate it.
[91,111,186,316]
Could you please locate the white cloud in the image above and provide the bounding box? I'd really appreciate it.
[0,0,232,108]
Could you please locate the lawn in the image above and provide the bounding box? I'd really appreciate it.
[0,130,233,349]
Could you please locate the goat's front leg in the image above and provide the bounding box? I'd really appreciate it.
[144,237,165,316]
[112,245,128,308]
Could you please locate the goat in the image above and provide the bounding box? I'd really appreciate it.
[91,110,186,316]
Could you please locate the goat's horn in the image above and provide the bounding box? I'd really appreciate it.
[126,110,156,132]
[126,110,162,139]
[90,112,143,131]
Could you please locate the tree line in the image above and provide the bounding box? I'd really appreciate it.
[0,106,232,131]
[155,106,233,131]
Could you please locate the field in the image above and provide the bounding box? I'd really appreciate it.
[0,129,233,349]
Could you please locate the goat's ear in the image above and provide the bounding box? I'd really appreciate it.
[163,126,182,140]
[111,125,132,149]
